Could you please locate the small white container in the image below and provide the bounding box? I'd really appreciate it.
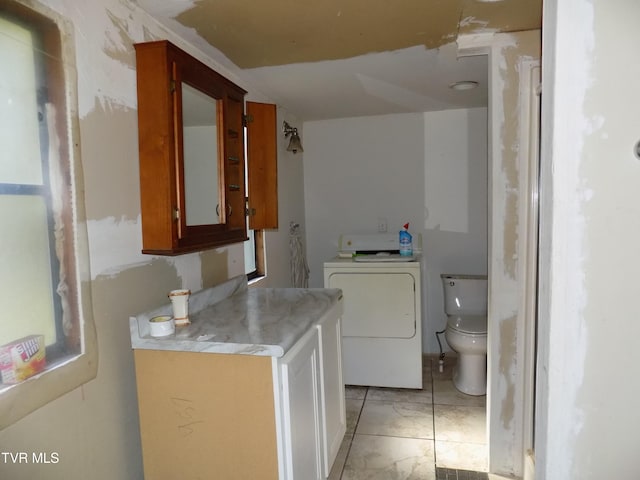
[149,315,175,337]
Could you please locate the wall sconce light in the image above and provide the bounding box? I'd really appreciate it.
[283,121,303,154]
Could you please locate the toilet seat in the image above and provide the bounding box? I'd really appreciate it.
[447,315,487,335]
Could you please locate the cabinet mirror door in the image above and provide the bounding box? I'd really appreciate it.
[180,82,221,227]
[135,40,249,255]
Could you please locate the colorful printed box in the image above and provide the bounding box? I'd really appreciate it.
[0,335,46,384]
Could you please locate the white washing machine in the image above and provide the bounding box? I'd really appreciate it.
[323,233,423,389]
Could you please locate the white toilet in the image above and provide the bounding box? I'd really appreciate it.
[441,274,488,396]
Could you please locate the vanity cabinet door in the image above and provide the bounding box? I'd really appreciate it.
[317,313,346,477]
[279,328,324,480]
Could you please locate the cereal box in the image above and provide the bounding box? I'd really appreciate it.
[0,335,46,384]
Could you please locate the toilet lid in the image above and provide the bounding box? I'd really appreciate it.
[447,315,487,335]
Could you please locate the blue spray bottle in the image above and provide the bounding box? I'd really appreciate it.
[399,223,413,256]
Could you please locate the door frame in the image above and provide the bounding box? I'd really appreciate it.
[518,60,541,479]
[457,33,541,476]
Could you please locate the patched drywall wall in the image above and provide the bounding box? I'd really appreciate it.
[0,1,303,478]
[81,99,140,222]
[498,315,517,430]
[537,1,640,477]
[482,30,541,476]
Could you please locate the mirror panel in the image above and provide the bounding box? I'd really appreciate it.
[181,82,220,226]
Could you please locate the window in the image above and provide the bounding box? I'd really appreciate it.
[243,126,265,280]
[0,0,97,429]
[244,227,266,280]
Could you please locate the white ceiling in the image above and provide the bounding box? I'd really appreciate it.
[242,43,489,120]
[135,0,541,121]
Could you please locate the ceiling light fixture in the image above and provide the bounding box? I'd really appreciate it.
[283,121,303,154]
[449,81,479,91]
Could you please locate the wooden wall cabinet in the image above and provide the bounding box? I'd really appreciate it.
[134,40,277,255]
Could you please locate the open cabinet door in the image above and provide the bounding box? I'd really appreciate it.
[246,102,278,230]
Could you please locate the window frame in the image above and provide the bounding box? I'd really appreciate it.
[245,228,266,281]
[0,0,98,430]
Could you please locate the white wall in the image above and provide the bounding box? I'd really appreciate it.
[537,0,640,477]
[303,108,487,354]
[0,1,304,478]
[255,108,308,288]
[423,108,488,352]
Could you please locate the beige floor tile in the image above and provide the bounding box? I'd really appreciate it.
[422,357,434,377]
[339,353,489,478]
[342,434,436,480]
[357,400,434,439]
[328,432,354,480]
[367,385,433,404]
[435,440,488,472]
[345,385,369,400]
[433,378,486,407]
[346,397,365,434]
[433,404,486,444]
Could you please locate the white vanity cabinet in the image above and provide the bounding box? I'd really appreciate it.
[276,305,346,480]
[130,285,344,480]
[278,327,324,479]
[316,310,346,475]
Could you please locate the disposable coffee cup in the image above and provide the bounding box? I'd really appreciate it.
[169,289,191,326]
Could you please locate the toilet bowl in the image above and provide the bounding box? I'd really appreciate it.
[441,274,488,396]
[445,315,487,395]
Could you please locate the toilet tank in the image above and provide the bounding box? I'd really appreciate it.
[441,274,487,316]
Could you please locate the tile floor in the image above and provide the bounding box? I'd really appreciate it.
[328,354,490,480]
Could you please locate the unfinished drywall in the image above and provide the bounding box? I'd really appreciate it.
[0,1,304,479]
[537,0,640,477]
[150,0,542,68]
[481,30,541,477]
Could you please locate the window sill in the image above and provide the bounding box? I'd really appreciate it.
[248,274,267,287]
[0,332,97,430]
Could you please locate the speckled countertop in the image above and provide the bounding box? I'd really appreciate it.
[129,275,343,357]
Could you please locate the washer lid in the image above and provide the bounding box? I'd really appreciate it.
[447,315,487,334]
[338,233,423,255]
[353,253,416,262]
